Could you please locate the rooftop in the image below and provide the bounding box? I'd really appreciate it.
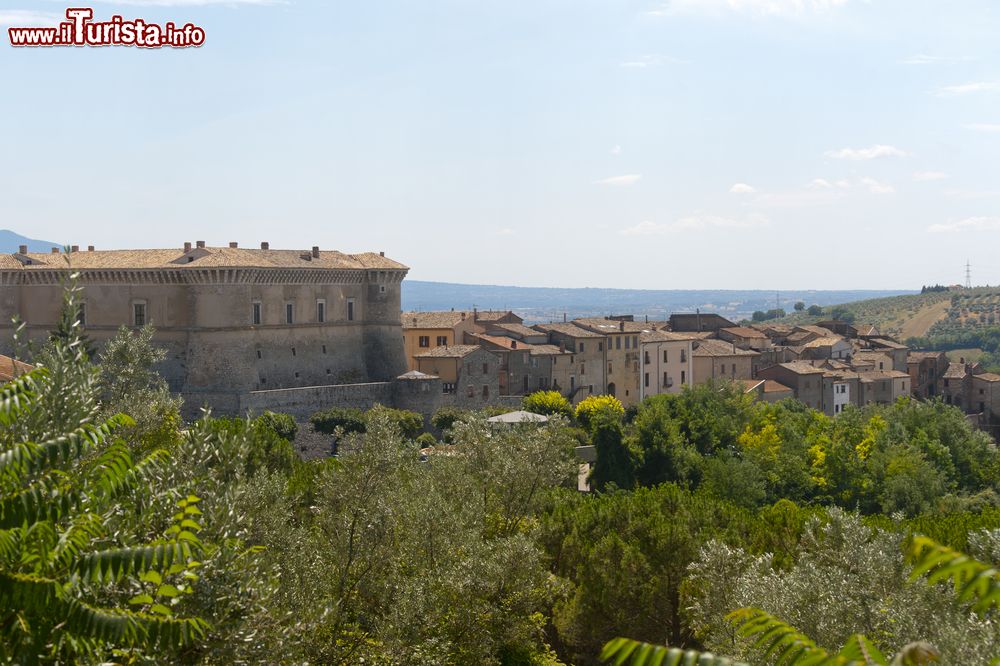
[639,330,698,343]
[533,322,605,338]
[973,372,1000,383]
[3,246,407,271]
[414,345,484,359]
[692,339,760,357]
[775,361,826,375]
[804,336,847,348]
[473,310,521,323]
[944,363,969,379]
[403,311,471,329]
[0,355,32,383]
[720,326,769,339]
[488,322,544,338]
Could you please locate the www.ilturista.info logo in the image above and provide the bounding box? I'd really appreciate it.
[8,8,205,48]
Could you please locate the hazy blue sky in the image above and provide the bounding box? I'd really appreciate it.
[2,0,998,289]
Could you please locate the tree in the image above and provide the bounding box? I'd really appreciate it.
[807,305,823,316]
[0,279,206,662]
[590,413,634,491]
[575,394,625,431]
[523,390,574,418]
[794,301,805,312]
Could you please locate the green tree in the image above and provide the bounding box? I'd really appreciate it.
[807,305,823,316]
[794,301,805,312]
[0,281,206,662]
[523,390,574,418]
[590,413,634,491]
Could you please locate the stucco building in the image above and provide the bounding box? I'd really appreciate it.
[0,243,407,416]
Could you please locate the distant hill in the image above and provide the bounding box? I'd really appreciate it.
[0,229,59,253]
[402,280,913,325]
[774,286,1000,340]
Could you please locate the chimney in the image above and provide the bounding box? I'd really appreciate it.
[87,245,94,252]
[70,245,79,252]
[51,247,60,254]
[229,242,238,248]
[380,251,385,256]
[312,246,320,258]
[619,320,625,332]
[461,312,466,320]
[184,242,192,252]
[18,245,27,255]
[196,240,206,249]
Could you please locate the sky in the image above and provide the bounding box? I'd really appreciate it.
[1,0,998,290]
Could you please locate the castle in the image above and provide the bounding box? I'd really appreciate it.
[0,242,408,417]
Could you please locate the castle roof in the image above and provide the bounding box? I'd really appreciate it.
[2,246,407,271]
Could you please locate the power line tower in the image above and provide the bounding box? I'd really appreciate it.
[965,260,972,289]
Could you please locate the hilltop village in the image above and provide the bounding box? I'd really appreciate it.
[1,243,997,435]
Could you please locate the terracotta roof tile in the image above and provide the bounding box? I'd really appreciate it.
[693,339,760,357]
[0,355,32,382]
[533,322,605,338]
[402,311,472,329]
[414,345,484,359]
[6,247,407,271]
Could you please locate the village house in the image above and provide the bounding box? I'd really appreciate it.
[690,338,759,385]
[801,336,852,361]
[970,373,1000,420]
[907,351,949,399]
[573,318,644,405]
[718,326,773,351]
[533,322,607,400]
[668,312,736,333]
[740,378,794,403]
[639,330,695,399]
[941,362,974,411]
[402,311,479,371]
[866,338,909,372]
[413,344,500,405]
[757,362,826,411]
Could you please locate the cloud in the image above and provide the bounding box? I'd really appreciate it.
[622,214,769,235]
[594,174,641,186]
[809,178,834,189]
[825,144,908,160]
[647,0,849,18]
[934,82,1000,97]
[610,145,623,155]
[927,217,1000,233]
[860,177,894,194]
[0,10,62,26]
[899,54,971,65]
[966,123,1000,133]
[913,171,949,182]
[494,228,515,236]
[729,183,756,194]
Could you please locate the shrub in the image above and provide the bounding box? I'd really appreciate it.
[256,410,298,441]
[415,432,437,448]
[375,405,424,439]
[431,406,470,432]
[310,407,366,435]
[575,394,625,430]
[522,390,573,418]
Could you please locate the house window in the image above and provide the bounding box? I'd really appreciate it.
[633,336,638,348]
[482,363,488,374]
[419,336,430,348]
[580,363,585,374]
[579,343,585,353]
[467,385,475,398]
[292,347,297,356]
[608,362,613,374]
[625,336,631,349]
[944,379,950,387]
[317,300,326,323]
[256,350,262,359]
[437,335,448,346]
[616,337,621,350]
[443,382,456,394]
[663,350,668,363]
[132,302,146,327]
[77,302,86,326]
[644,351,651,365]
[482,385,489,398]
[681,370,686,383]
[347,299,355,321]
[663,372,669,387]
[252,302,261,326]
[681,350,687,363]
[644,372,649,387]
[285,303,294,324]
[523,376,529,392]
[732,363,736,375]
[598,342,603,351]
[322,345,327,354]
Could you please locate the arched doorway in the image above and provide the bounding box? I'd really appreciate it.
[607,382,616,397]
